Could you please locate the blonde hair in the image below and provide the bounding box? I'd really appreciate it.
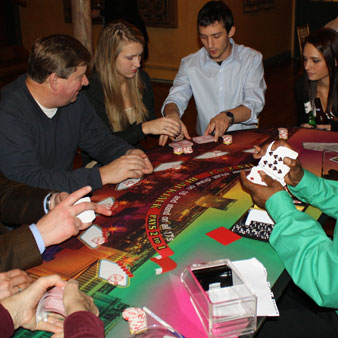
[94,21,147,131]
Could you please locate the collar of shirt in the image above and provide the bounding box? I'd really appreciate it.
[202,38,240,67]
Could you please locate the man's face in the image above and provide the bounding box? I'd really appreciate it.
[199,21,235,62]
[56,65,89,106]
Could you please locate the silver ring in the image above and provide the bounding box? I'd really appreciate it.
[17,286,22,293]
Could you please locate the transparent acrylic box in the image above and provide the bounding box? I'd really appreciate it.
[181,259,257,338]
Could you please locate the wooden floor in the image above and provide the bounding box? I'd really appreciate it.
[141,58,302,149]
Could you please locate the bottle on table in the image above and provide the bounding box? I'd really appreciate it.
[315,98,329,125]
[304,100,316,127]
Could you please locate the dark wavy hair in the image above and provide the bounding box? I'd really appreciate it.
[303,28,338,118]
[197,0,234,33]
[27,34,91,83]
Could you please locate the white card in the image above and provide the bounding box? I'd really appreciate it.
[98,197,115,207]
[75,197,96,223]
[194,150,229,159]
[247,166,267,186]
[256,142,298,186]
[98,259,128,287]
[154,161,183,172]
[79,225,105,249]
[116,178,141,191]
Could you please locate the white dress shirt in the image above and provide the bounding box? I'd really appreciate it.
[162,39,267,135]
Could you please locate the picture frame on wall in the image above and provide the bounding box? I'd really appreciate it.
[137,0,178,28]
[243,0,275,13]
[63,0,178,28]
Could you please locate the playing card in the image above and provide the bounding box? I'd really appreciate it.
[98,259,128,286]
[243,148,256,153]
[330,156,338,164]
[36,286,66,323]
[194,150,229,159]
[153,161,183,172]
[258,142,298,185]
[75,197,96,223]
[79,225,106,249]
[116,178,141,191]
[98,197,115,207]
[246,166,267,186]
[169,140,193,148]
[192,135,215,144]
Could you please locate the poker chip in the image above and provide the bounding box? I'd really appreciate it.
[173,146,183,155]
[122,307,147,334]
[183,146,193,154]
[278,128,288,140]
[222,134,232,145]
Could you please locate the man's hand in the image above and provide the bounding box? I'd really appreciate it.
[48,192,69,210]
[99,149,153,185]
[36,186,112,247]
[240,170,284,209]
[0,269,33,300]
[252,140,304,187]
[1,274,66,333]
[204,112,230,142]
[63,279,99,316]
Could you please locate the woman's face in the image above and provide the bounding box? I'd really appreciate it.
[115,41,143,80]
[303,43,329,82]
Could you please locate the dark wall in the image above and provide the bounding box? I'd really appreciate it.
[294,0,338,58]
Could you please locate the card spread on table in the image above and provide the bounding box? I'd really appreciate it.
[79,225,106,249]
[154,161,183,172]
[98,259,128,287]
[192,135,215,144]
[194,150,229,160]
[117,178,141,191]
[206,227,241,246]
[247,142,298,186]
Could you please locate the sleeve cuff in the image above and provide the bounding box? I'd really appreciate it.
[29,224,46,254]
[266,190,296,222]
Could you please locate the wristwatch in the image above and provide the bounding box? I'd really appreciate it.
[225,111,234,126]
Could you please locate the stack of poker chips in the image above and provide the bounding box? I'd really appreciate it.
[122,307,147,334]
[169,140,194,155]
[222,134,232,145]
[278,128,288,140]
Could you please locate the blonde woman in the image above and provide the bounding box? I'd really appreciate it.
[83,21,180,165]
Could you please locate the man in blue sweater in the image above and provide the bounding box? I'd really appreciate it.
[0,34,153,192]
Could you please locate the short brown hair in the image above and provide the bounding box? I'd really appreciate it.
[27,34,91,83]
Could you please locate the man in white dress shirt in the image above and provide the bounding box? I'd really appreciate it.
[160,0,266,145]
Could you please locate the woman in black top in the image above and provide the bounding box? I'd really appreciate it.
[295,28,338,131]
[83,22,180,165]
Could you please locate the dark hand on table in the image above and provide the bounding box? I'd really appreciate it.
[240,170,284,209]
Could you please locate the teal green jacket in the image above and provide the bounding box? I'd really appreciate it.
[267,170,338,309]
